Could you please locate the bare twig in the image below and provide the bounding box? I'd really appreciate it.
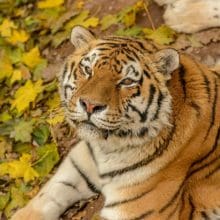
[144,0,156,30]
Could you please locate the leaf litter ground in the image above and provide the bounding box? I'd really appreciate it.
[0,0,219,219]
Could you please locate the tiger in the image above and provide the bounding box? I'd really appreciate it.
[154,0,220,33]
[11,26,220,220]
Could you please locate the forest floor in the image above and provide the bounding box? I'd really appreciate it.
[0,0,219,219]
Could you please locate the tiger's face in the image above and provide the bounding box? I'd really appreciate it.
[59,26,179,145]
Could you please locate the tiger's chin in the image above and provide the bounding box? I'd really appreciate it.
[76,122,111,141]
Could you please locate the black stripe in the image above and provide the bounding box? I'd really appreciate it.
[128,84,156,123]
[69,158,100,194]
[105,187,154,208]
[188,101,201,117]
[191,155,220,179]
[97,47,111,51]
[87,142,98,165]
[131,87,141,98]
[203,74,211,102]
[62,62,68,80]
[189,195,195,220]
[136,40,155,53]
[124,47,140,61]
[124,51,136,62]
[200,211,211,220]
[165,127,220,210]
[144,64,160,83]
[178,65,187,99]
[190,127,220,169]
[143,70,151,79]
[194,61,211,101]
[204,79,218,139]
[128,43,143,53]
[162,128,220,215]
[205,163,220,178]
[58,181,78,191]
[68,61,75,80]
[100,125,175,178]
[165,201,180,220]
[152,90,164,121]
[159,180,184,213]
[64,84,75,99]
[125,210,154,220]
[213,71,220,79]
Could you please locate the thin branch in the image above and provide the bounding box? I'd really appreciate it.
[144,0,156,30]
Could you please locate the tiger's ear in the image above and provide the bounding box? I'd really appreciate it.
[154,48,179,79]
[70,26,95,49]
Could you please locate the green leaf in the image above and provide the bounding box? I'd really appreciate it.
[13,143,32,154]
[65,10,89,30]
[100,14,118,30]
[115,26,142,37]
[5,47,23,64]
[34,143,60,177]
[51,30,68,48]
[33,59,48,80]
[0,112,12,122]
[4,184,30,218]
[143,25,176,45]
[10,119,34,143]
[65,10,99,30]
[0,192,10,210]
[33,124,50,146]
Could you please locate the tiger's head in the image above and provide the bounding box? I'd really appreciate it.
[59,26,179,146]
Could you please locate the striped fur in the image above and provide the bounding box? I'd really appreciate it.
[12,27,220,220]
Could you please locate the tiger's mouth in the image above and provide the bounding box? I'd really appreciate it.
[78,120,115,139]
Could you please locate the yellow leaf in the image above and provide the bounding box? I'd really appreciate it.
[11,80,44,113]
[123,11,136,27]
[101,14,118,30]
[0,153,39,182]
[0,112,12,122]
[10,69,22,84]
[37,0,64,8]
[0,54,13,81]
[143,25,176,45]
[47,113,64,125]
[0,19,17,37]
[46,93,61,109]
[65,10,89,30]
[7,29,29,45]
[65,10,99,30]
[75,0,84,9]
[134,0,144,11]
[22,47,43,69]
[83,17,99,28]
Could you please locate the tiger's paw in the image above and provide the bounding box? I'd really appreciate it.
[11,206,44,220]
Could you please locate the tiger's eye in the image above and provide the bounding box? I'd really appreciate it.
[121,78,135,86]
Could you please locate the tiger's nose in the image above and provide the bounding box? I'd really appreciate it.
[79,98,107,114]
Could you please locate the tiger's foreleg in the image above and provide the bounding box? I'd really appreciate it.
[11,141,101,220]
